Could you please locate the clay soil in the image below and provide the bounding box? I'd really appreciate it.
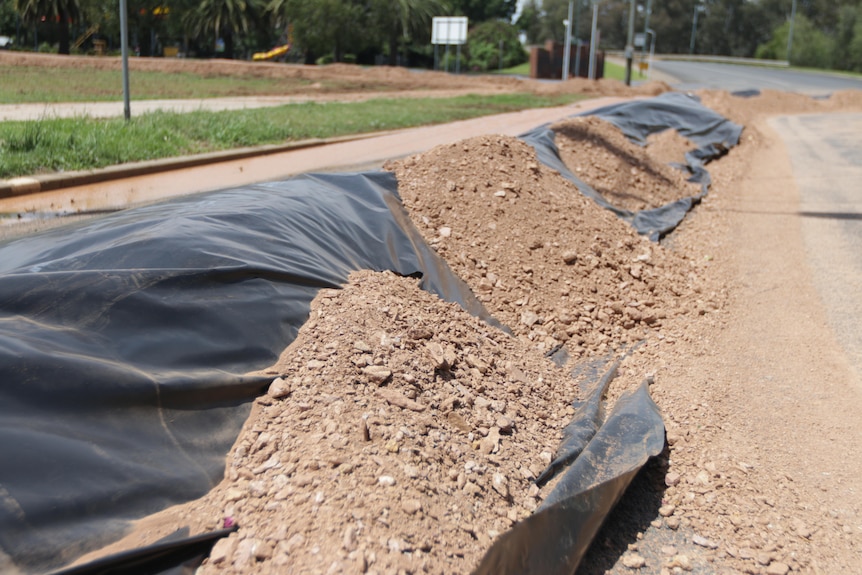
[23,55,862,575]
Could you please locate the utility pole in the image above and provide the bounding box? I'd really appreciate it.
[690,3,703,55]
[588,0,599,80]
[575,0,582,42]
[787,0,797,63]
[625,0,635,85]
[642,0,652,62]
[119,0,130,120]
[562,0,574,80]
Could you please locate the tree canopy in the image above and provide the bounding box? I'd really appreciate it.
[14,0,82,53]
[512,0,862,73]
[3,0,861,72]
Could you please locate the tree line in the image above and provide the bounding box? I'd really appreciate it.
[0,0,527,70]
[1,0,860,72]
[519,0,862,72]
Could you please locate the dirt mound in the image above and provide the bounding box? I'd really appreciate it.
[827,88,862,109]
[532,78,672,98]
[644,127,698,167]
[385,135,708,362]
[696,88,862,126]
[147,270,581,574]
[551,116,701,211]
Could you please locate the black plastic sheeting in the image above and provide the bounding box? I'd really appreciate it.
[520,91,742,240]
[0,172,496,573]
[473,376,665,575]
[48,526,236,575]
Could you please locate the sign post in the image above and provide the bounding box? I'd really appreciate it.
[432,17,468,73]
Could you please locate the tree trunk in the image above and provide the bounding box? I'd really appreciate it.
[224,29,234,59]
[58,9,71,54]
[388,31,398,66]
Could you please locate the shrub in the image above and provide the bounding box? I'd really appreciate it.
[466,20,527,72]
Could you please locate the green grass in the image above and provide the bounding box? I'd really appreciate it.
[493,62,531,76]
[0,65,342,103]
[493,59,649,81]
[602,60,648,82]
[0,92,587,179]
[603,60,625,81]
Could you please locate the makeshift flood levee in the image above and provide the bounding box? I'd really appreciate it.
[0,96,737,573]
[520,91,743,240]
[0,172,493,573]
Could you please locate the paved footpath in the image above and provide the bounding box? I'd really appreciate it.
[0,96,317,121]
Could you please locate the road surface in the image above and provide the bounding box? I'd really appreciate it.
[770,113,862,381]
[653,60,862,95]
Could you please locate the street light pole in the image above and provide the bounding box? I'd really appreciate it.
[787,0,797,63]
[642,0,652,61]
[689,4,703,55]
[562,1,574,80]
[119,0,130,121]
[588,0,599,80]
[645,28,655,80]
[625,0,635,85]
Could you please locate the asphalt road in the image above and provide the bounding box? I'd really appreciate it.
[653,60,862,95]
[770,113,862,381]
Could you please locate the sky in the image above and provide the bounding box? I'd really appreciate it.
[514,0,528,21]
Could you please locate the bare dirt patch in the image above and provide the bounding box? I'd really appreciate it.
[0,51,671,100]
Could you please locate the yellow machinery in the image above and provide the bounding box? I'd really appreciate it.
[253,44,290,61]
[73,25,99,51]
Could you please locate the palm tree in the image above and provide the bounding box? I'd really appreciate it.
[184,0,262,59]
[371,0,448,66]
[15,0,83,54]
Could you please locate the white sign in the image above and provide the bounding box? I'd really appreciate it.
[432,17,468,45]
[634,33,645,48]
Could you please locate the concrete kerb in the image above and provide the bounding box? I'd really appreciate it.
[0,130,399,200]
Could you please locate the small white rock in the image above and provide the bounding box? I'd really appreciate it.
[622,553,646,569]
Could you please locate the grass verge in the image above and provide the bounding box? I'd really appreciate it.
[0,92,586,179]
[0,65,338,103]
[603,60,648,82]
[493,62,531,76]
[494,60,648,82]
